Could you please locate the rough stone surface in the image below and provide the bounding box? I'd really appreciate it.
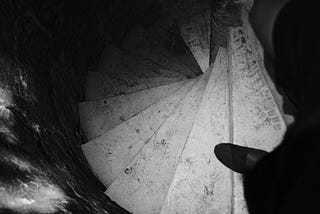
[122,26,200,78]
[106,68,210,214]
[81,79,197,187]
[179,9,211,72]
[2,0,289,213]
[239,6,295,126]
[79,80,189,140]
[85,70,185,101]
[160,48,232,214]
[229,7,287,214]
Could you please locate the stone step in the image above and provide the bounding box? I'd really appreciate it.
[122,26,198,78]
[81,79,198,187]
[160,48,232,214]
[79,80,190,140]
[98,45,188,80]
[106,69,210,214]
[146,18,203,76]
[178,9,211,73]
[229,6,287,214]
[85,71,184,101]
[238,7,294,126]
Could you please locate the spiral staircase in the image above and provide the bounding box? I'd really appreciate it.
[79,2,293,214]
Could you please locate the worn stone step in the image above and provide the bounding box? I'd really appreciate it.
[106,69,210,214]
[237,7,294,127]
[229,6,287,214]
[178,9,211,72]
[81,79,198,187]
[122,26,198,78]
[85,71,184,101]
[160,48,232,214]
[79,80,190,140]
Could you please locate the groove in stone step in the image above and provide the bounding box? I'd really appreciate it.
[106,69,211,214]
[79,80,190,140]
[121,26,198,78]
[81,79,198,187]
[229,7,287,214]
[178,9,210,73]
[85,71,184,101]
[160,48,232,214]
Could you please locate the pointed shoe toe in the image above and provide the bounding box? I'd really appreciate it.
[214,143,268,174]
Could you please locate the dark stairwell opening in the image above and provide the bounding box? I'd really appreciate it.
[0,0,259,213]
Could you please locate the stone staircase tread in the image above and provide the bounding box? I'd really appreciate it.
[85,71,185,101]
[146,16,206,76]
[81,78,198,187]
[79,3,293,214]
[79,79,190,140]
[240,12,294,126]
[121,26,198,78]
[178,9,211,73]
[229,7,287,214]
[160,48,232,214]
[106,68,211,214]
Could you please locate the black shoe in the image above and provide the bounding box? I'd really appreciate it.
[214,143,268,174]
